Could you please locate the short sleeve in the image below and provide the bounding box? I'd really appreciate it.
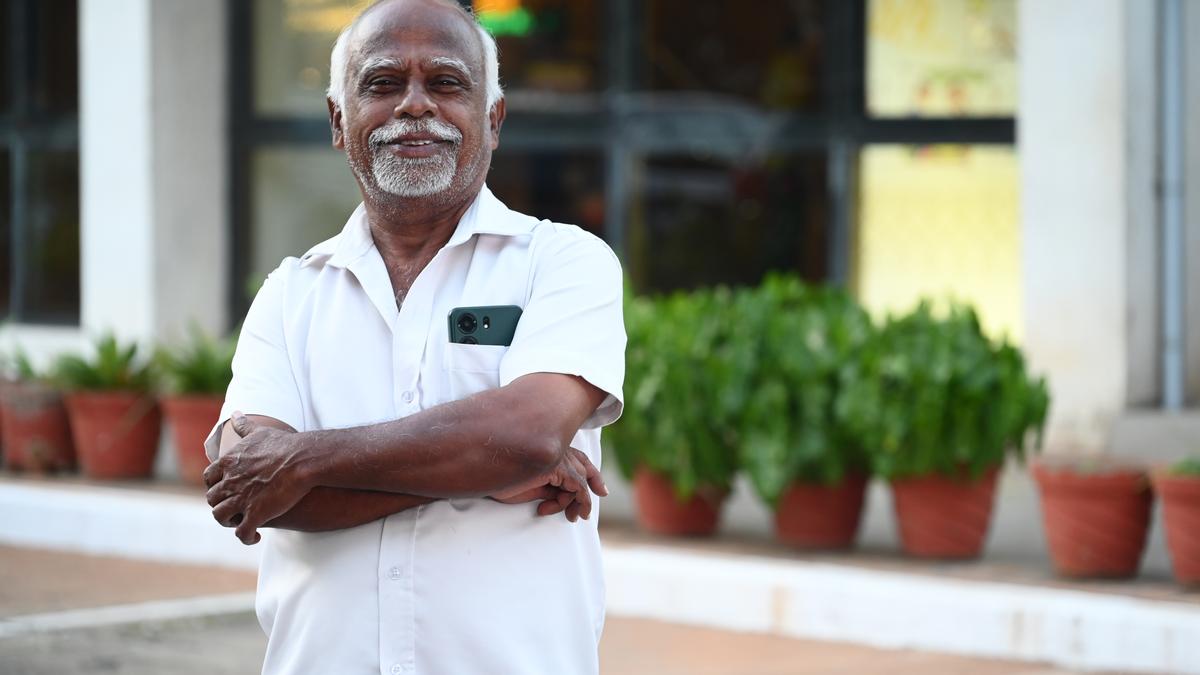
[203,260,306,461]
[498,231,626,429]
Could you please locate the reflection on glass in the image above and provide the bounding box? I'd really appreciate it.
[32,0,79,114]
[255,0,370,117]
[22,151,79,323]
[488,150,604,237]
[475,0,602,98]
[867,0,1016,117]
[642,0,823,111]
[0,150,10,317]
[628,154,826,293]
[855,145,1020,341]
[250,147,360,292]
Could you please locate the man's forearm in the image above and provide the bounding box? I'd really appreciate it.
[263,487,434,532]
[295,374,602,499]
[218,416,434,532]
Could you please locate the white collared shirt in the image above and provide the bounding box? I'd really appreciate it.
[205,186,625,675]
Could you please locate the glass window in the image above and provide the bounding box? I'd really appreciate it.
[0,5,10,113]
[854,144,1020,341]
[474,0,604,101]
[31,0,78,114]
[641,0,824,111]
[0,150,9,317]
[627,153,827,293]
[249,147,360,293]
[487,150,604,236]
[21,150,79,323]
[867,0,1016,117]
[255,0,370,117]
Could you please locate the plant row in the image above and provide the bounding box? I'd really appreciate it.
[606,274,1200,586]
[1,331,235,485]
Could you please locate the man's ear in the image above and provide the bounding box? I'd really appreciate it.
[488,98,506,151]
[327,97,345,150]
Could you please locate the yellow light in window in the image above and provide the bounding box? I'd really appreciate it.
[854,145,1022,342]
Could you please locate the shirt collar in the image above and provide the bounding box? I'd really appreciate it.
[300,186,532,270]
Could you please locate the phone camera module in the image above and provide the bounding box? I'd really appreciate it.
[456,313,478,334]
[461,335,478,344]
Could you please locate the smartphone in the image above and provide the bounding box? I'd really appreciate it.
[448,305,522,345]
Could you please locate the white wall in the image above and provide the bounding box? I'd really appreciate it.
[1018,0,1130,453]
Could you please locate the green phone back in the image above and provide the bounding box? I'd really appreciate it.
[447,305,522,345]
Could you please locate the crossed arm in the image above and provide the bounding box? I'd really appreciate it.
[204,372,608,545]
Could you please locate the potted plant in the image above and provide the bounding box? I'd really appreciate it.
[1033,456,1152,579]
[157,327,235,486]
[607,286,745,536]
[0,351,75,473]
[56,334,161,479]
[842,303,1049,559]
[741,276,875,549]
[1153,457,1200,585]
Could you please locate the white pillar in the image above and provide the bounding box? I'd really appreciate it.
[1018,0,1128,453]
[77,0,228,350]
[80,0,156,342]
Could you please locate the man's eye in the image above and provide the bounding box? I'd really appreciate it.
[433,78,461,87]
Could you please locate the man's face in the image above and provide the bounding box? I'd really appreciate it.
[330,0,502,205]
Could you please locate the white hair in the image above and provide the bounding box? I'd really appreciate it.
[326,0,503,112]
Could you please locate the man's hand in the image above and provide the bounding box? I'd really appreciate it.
[490,447,607,522]
[204,412,315,545]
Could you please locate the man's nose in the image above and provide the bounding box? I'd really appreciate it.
[394,83,436,119]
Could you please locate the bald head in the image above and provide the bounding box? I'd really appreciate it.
[327,0,502,112]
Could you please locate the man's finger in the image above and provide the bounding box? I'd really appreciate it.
[211,499,242,528]
[230,412,255,438]
[205,481,233,508]
[235,510,262,546]
[565,501,581,523]
[570,448,608,496]
[537,499,567,517]
[202,462,222,489]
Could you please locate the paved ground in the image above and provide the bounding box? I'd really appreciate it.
[0,546,1095,674]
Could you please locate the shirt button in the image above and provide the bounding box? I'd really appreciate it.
[401,390,414,404]
[391,665,403,675]
[389,566,403,580]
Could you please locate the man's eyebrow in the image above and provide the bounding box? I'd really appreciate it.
[357,56,407,82]
[426,57,473,81]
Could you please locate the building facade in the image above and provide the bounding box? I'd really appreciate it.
[1,0,1198,469]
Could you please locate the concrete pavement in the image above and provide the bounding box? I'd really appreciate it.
[0,546,1094,675]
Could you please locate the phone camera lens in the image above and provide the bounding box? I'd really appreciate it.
[457,313,477,334]
[462,335,478,344]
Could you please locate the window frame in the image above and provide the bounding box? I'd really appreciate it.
[227,0,1015,321]
[0,0,81,326]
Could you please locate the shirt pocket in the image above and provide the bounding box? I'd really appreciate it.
[443,343,507,401]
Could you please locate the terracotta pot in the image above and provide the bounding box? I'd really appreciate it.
[161,395,223,486]
[890,466,1000,559]
[632,468,727,536]
[64,391,161,480]
[774,474,868,550]
[0,383,75,473]
[1151,470,1200,585]
[1032,461,1152,579]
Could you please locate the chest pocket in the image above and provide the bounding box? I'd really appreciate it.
[443,343,507,401]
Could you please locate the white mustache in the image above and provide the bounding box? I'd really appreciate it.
[370,119,463,148]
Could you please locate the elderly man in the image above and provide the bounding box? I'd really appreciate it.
[201,0,625,673]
